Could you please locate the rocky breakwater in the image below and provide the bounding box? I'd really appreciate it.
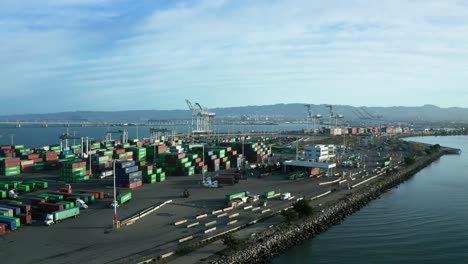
[214,150,450,264]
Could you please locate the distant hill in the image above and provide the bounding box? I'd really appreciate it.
[1,104,467,123]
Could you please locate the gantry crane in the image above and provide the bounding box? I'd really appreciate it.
[105,129,128,143]
[186,99,216,133]
[150,128,175,142]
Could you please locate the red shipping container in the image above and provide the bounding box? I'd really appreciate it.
[29,198,45,206]
[79,190,104,199]
[18,213,32,225]
[21,167,34,173]
[7,203,31,214]
[2,157,20,167]
[33,158,44,163]
[27,154,40,159]
[59,188,72,194]
[115,149,125,154]
[66,197,79,202]
[0,145,12,149]
[38,203,64,213]
[0,223,5,235]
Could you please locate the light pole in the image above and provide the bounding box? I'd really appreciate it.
[202,143,205,182]
[112,159,119,228]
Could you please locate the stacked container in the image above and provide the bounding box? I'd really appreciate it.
[139,164,155,183]
[0,146,15,157]
[60,160,89,183]
[0,157,21,176]
[115,160,142,189]
[128,147,146,161]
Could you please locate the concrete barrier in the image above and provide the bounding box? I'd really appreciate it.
[296,197,304,201]
[351,173,383,188]
[261,209,271,214]
[310,190,332,201]
[212,209,223,215]
[319,178,341,186]
[196,214,208,220]
[252,207,261,211]
[204,227,217,234]
[121,200,173,227]
[217,213,228,218]
[287,196,296,200]
[223,206,234,212]
[227,220,238,226]
[178,236,193,243]
[229,213,239,218]
[186,222,199,228]
[174,219,187,226]
[243,205,253,210]
[339,180,347,184]
[160,251,175,259]
[205,220,217,227]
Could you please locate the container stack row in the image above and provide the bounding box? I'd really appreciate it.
[115,160,142,189]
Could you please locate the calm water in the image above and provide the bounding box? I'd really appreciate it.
[274,136,468,264]
[0,123,308,147]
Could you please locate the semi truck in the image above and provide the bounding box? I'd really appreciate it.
[225,191,250,202]
[44,207,80,226]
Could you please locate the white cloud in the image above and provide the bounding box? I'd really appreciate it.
[1,0,468,114]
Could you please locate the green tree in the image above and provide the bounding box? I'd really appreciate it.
[293,200,314,218]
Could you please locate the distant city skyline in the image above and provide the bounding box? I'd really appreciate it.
[1,0,467,114]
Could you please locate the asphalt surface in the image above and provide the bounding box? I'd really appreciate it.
[0,155,403,264]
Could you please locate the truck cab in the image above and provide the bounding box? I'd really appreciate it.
[44,214,54,226]
[280,192,291,200]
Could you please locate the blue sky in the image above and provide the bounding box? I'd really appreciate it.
[1,0,468,114]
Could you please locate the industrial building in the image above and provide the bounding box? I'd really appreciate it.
[304,144,336,162]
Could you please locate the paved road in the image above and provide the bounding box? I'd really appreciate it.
[0,161,401,264]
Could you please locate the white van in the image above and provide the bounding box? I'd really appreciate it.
[280,192,291,200]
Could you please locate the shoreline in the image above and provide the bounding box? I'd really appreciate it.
[211,148,455,264]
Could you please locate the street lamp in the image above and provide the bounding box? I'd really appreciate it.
[202,143,205,182]
[112,159,119,228]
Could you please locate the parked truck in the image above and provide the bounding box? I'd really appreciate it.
[44,207,80,226]
[225,191,250,202]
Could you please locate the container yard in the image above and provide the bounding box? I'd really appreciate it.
[0,129,432,264]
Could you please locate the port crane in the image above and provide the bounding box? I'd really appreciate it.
[149,128,175,143]
[185,99,216,133]
[59,133,86,157]
[304,104,322,130]
[324,105,344,128]
[105,129,128,143]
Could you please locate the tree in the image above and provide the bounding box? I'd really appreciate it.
[222,234,244,250]
[404,157,416,165]
[293,200,314,218]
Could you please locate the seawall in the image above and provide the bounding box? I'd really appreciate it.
[214,150,451,264]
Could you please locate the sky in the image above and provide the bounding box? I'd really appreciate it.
[1,0,468,114]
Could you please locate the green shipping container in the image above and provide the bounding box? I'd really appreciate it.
[0,190,6,199]
[0,183,9,190]
[225,191,249,202]
[47,194,64,203]
[117,192,132,205]
[17,184,30,192]
[52,207,80,221]
[156,172,166,182]
[57,201,74,209]
[37,193,50,202]
[264,190,275,198]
